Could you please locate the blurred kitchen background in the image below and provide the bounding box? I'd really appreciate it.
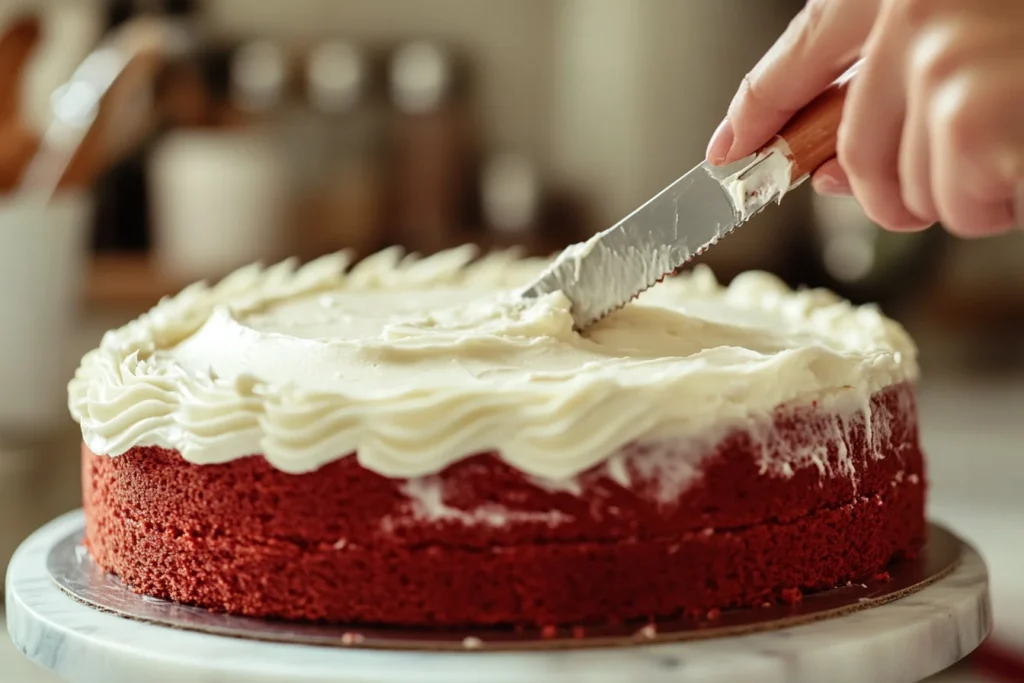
[1,1,1022,681]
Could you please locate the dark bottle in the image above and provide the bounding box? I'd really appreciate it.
[299,40,385,260]
[90,0,202,253]
[385,40,476,255]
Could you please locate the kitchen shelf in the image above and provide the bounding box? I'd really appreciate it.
[84,253,187,310]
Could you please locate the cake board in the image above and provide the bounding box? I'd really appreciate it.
[6,511,991,683]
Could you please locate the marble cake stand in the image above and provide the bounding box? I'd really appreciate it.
[6,511,991,683]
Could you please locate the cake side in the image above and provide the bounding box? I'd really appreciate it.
[82,383,925,627]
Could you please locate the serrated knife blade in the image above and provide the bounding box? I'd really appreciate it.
[520,64,859,330]
[520,151,787,329]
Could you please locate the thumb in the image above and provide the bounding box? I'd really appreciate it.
[708,0,879,165]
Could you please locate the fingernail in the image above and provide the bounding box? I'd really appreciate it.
[814,174,852,197]
[706,119,734,165]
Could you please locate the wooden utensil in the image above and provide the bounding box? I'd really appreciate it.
[0,14,170,196]
[776,61,859,184]
[0,17,42,190]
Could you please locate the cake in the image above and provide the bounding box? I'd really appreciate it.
[70,246,926,628]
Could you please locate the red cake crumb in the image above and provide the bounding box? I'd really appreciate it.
[81,383,926,627]
[780,588,803,604]
[637,623,658,639]
[873,571,893,583]
[340,632,363,645]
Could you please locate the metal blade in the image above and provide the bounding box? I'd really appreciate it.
[520,161,743,329]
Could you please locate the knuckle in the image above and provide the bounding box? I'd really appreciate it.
[943,213,1008,238]
[938,216,971,236]
[836,128,873,177]
[937,192,1014,236]
[862,205,903,230]
[886,215,926,232]
[780,0,831,63]
[909,21,990,97]
[893,0,940,30]
[738,72,784,118]
[902,192,938,225]
[913,37,962,91]
[859,189,928,231]
[800,0,831,35]
[938,91,981,152]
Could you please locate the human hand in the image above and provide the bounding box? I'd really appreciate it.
[706,0,1024,237]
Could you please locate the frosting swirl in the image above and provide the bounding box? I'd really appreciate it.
[69,246,918,478]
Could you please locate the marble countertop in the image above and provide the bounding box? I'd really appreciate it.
[0,616,994,683]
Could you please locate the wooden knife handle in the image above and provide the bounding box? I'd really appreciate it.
[774,61,860,184]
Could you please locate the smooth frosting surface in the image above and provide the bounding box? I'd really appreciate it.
[68,246,918,478]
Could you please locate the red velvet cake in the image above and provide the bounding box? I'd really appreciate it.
[70,247,925,628]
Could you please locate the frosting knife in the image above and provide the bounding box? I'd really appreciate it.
[521,65,858,330]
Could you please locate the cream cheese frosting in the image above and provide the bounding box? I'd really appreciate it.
[68,245,918,479]
[723,137,806,221]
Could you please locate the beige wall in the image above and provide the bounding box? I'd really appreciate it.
[555,0,799,220]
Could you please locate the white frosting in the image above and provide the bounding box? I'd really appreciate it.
[68,245,918,479]
[385,477,574,529]
[723,138,807,221]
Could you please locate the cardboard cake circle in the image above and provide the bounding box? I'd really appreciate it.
[47,521,961,652]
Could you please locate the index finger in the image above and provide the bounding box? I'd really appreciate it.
[709,0,878,165]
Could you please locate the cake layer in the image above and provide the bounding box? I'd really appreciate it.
[68,247,918,478]
[82,384,925,626]
[84,461,923,627]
